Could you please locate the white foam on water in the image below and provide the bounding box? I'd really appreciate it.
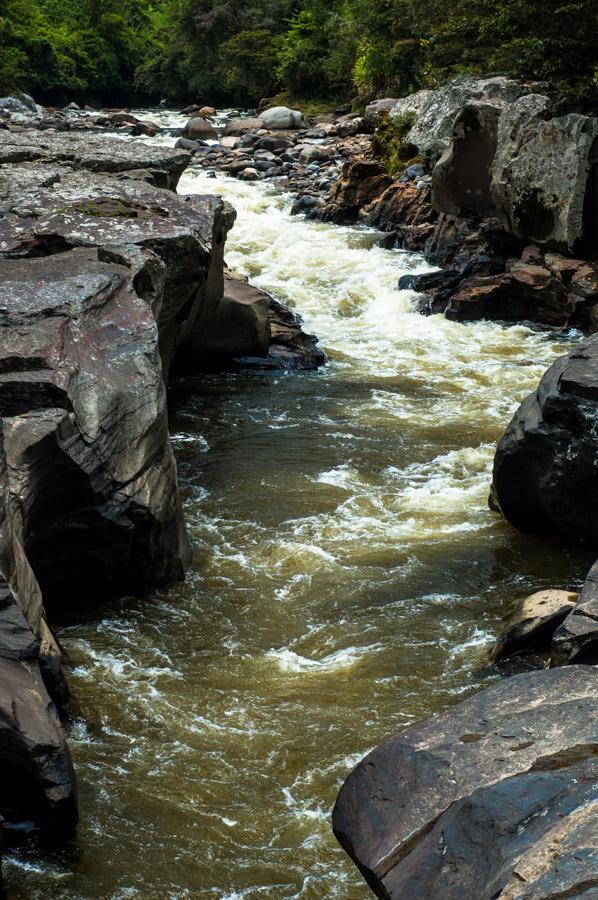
[266,644,382,674]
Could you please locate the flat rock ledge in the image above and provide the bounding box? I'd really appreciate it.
[0,130,325,859]
[333,666,598,900]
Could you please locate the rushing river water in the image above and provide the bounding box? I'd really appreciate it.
[5,154,593,898]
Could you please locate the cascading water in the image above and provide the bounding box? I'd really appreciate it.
[4,127,590,899]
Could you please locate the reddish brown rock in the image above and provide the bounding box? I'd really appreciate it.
[445,263,572,324]
[320,159,393,224]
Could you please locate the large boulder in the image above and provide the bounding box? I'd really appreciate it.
[437,262,573,325]
[390,78,598,255]
[0,158,235,375]
[182,116,218,142]
[260,106,305,131]
[491,96,598,253]
[390,76,531,167]
[180,270,271,365]
[552,561,598,666]
[0,93,38,115]
[0,130,190,190]
[491,334,598,547]
[432,102,502,217]
[0,248,189,606]
[319,159,394,224]
[333,666,598,899]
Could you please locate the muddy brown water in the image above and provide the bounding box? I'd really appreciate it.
[4,164,592,899]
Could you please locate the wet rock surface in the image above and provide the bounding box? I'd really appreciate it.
[0,247,189,605]
[333,666,598,899]
[552,561,598,666]
[0,579,78,836]
[492,334,598,547]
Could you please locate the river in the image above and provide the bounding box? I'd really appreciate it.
[3,145,591,898]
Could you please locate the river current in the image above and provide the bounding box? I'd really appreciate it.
[4,131,592,898]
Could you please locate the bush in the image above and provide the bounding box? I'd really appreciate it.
[371,110,419,175]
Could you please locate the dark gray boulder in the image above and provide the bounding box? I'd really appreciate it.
[491,96,598,254]
[375,759,598,899]
[552,561,598,666]
[333,666,598,899]
[491,334,598,546]
[0,579,77,835]
[0,161,235,374]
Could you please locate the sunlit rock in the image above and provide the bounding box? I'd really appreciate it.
[260,106,305,131]
[492,589,578,661]
[333,666,598,899]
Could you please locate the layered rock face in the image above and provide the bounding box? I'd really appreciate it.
[0,248,189,606]
[552,561,598,665]
[0,579,77,837]
[334,666,598,899]
[491,334,598,547]
[0,130,190,190]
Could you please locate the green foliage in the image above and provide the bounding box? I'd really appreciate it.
[0,0,595,108]
[371,110,419,175]
[219,30,281,103]
[0,0,165,102]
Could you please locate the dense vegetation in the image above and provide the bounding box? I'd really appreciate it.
[1,0,597,108]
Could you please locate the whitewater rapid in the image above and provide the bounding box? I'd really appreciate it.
[5,156,586,900]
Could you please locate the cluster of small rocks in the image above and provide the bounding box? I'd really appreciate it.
[174,105,374,216]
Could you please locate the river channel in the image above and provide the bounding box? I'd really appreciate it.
[4,146,591,899]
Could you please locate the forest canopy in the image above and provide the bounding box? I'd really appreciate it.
[0,0,597,108]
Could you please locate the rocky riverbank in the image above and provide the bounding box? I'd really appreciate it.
[330,76,598,895]
[2,86,597,897]
[0,121,325,875]
[149,78,598,333]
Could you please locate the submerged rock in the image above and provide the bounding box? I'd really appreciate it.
[333,666,598,899]
[491,334,598,547]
